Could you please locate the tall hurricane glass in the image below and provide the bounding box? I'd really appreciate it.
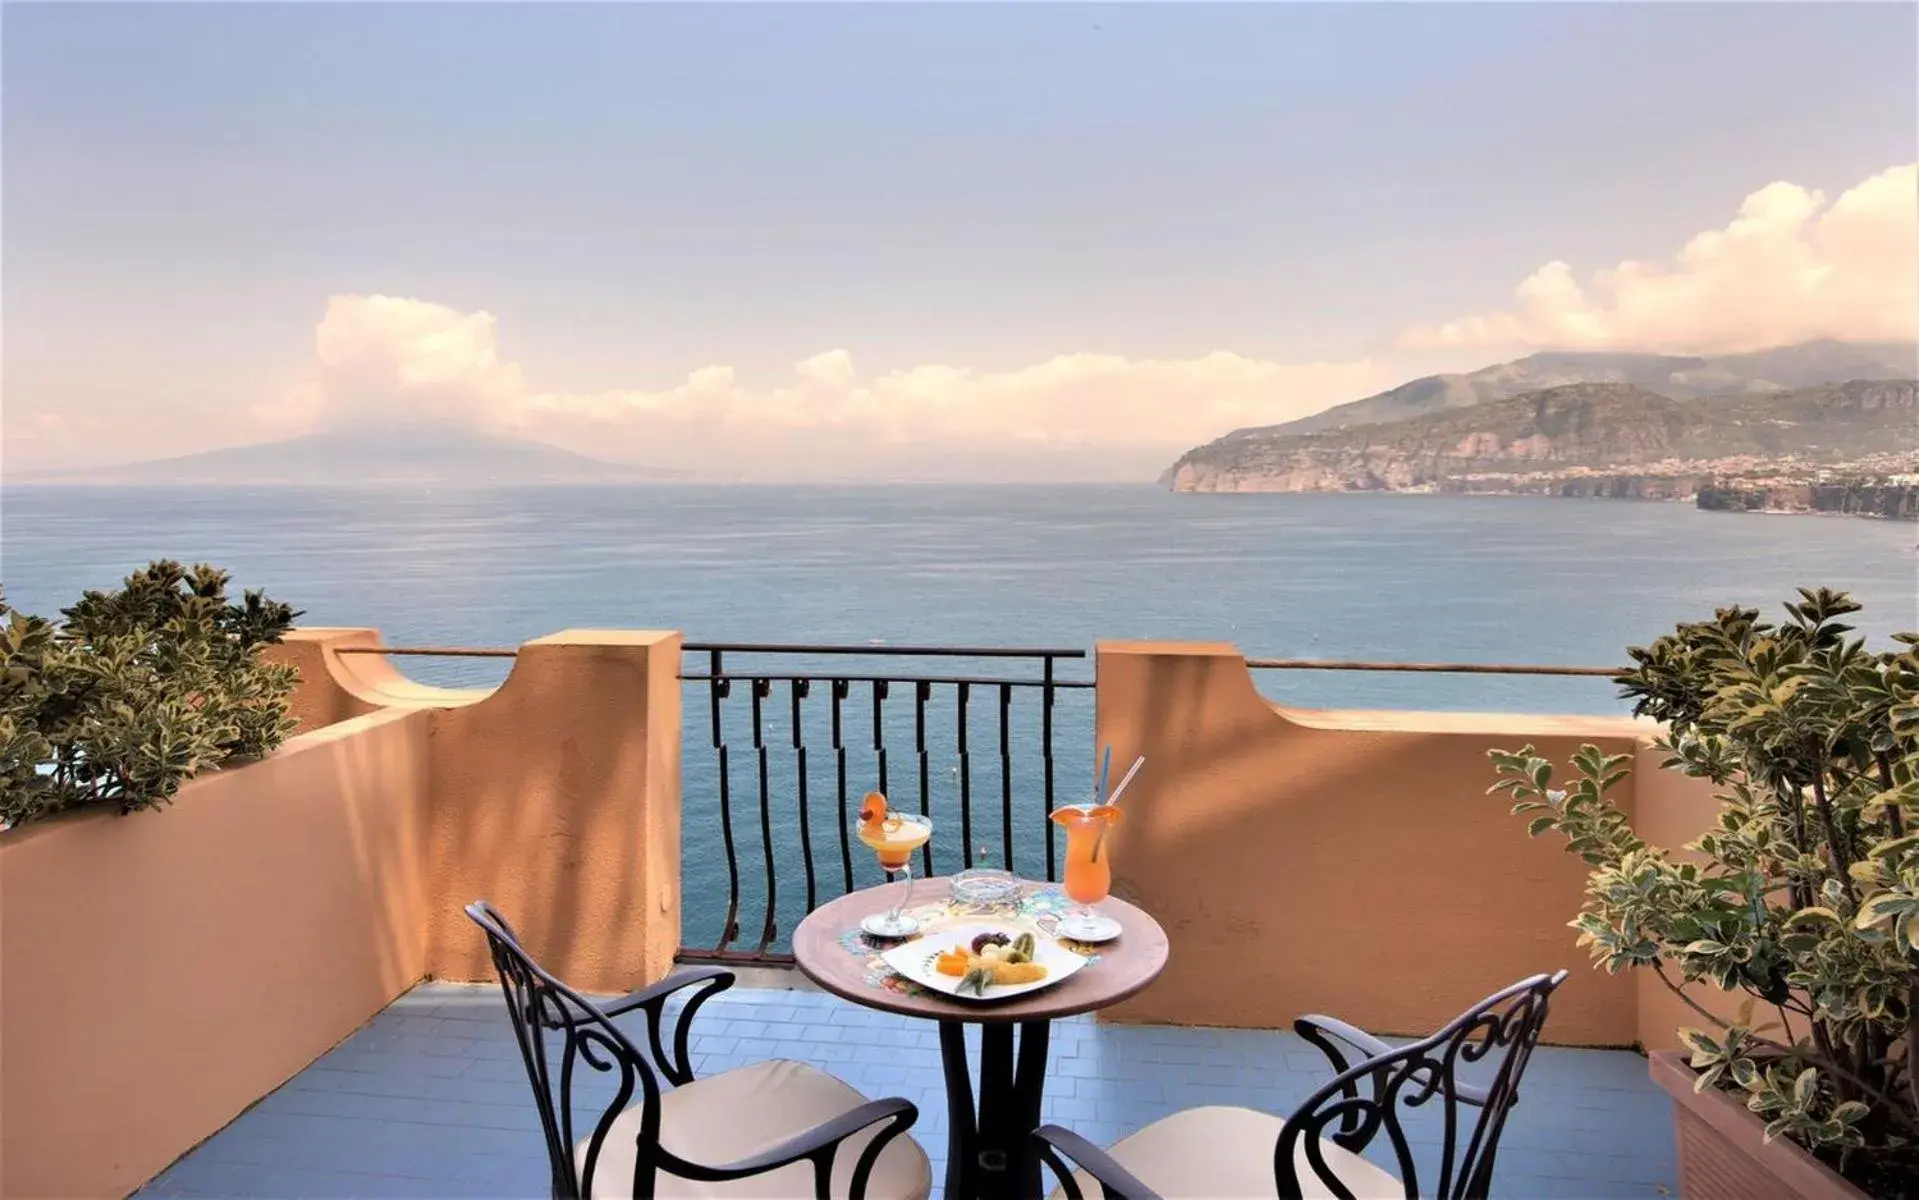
[1050,803,1124,942]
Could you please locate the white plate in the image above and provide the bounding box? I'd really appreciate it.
[881,922,1087,1002]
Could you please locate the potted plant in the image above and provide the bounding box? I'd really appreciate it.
[0,561,300,829]
[1489,589,1916,1200]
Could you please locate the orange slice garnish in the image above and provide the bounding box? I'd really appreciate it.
[858,791,888,829]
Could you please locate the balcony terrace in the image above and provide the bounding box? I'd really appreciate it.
[3,629,1717,1200]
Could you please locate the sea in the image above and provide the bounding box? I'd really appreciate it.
[4,484,1914,950]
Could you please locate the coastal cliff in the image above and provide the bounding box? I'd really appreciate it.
[1697,483,1919,520]
[1164,380,1918,514]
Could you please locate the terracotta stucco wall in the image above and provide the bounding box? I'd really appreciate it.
[1093,641,1651,1046]
[1,627,684,1198]
[0,707,433,1200]
[265,626,682,990]
[422,630,683,993]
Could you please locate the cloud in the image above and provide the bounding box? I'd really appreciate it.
[256,294,1388,479]
[252,295,525,436]
[514,349,1384,446]
[1401,163,1919,354]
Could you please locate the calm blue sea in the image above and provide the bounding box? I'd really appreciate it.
[5,484,1913,950]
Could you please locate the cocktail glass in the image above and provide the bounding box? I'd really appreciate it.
[1050,802,1124,942]
[856,794,932,939]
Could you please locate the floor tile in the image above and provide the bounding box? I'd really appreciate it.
[134,980,1676,1200]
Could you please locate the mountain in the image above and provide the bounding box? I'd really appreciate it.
[1251,339,1917,439]
[1164,379,1918,495]
[9,426,686,486]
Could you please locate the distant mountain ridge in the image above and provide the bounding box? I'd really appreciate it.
[1164,379,1919,495]
[12,426,685,486]
[1241,338,1917,442]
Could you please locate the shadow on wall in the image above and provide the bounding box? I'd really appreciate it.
[1,627,682,1200]
[268,627,683,993]
[0,707,433,1200]
[1091,640,1724,1049]
[420,630,681,993]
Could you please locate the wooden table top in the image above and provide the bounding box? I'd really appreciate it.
[791,877,1169,1024]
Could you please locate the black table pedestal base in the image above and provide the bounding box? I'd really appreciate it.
[939,1019,1052,1200]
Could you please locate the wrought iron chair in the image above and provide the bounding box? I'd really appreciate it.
[1033,970,1569,1200]
[466,901,932,1199]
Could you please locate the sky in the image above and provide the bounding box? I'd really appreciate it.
[4,1,1917,482]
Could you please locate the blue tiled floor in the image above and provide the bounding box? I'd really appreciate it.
[139,981,1676,1199]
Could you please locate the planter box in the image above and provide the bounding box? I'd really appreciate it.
[1649,1051,1870,1200]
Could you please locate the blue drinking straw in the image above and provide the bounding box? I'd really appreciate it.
[1098,745,1112,805]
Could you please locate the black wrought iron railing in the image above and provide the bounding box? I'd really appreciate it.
[676,643,1093,966]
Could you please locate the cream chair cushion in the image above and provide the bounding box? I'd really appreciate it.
[579,1059,932,1199]
[1050,1105,1403,1200]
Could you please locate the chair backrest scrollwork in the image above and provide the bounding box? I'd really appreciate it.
[466,901,664,1200]
[1275,971,1569,1200]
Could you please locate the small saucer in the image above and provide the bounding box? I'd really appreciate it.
[1054,912,1122,944]
[861,912,921,939]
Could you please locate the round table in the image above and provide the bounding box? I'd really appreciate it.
[792,878,1169,1200]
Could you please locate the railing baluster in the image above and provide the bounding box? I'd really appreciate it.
[915,680,933,877]
[790,679,815,914]
[832,679,853,895]
[999,682,1013,872]
[1043,654,1057,882]
[676,643,1092,966]
[752,678,777,956]
[957,681,973,870]
[872,679,890,804]
[710,649,742,953]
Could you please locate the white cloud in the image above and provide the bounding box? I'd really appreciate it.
[256,294,1388,479]
[1401,163,1919,354]
[518,350,1384,444]
[252,295,525,436]
[795,349,856,389]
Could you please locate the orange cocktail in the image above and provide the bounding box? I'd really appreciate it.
[1050,803,1123,941]
[856,792,931,938]
[858,805,931,870]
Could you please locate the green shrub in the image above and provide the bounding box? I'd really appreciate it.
[1489,589,1918,1197]
[0,561,300,829]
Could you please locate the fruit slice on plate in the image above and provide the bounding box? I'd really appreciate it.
[882,922,1086,1000]
[935,950,971,977]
